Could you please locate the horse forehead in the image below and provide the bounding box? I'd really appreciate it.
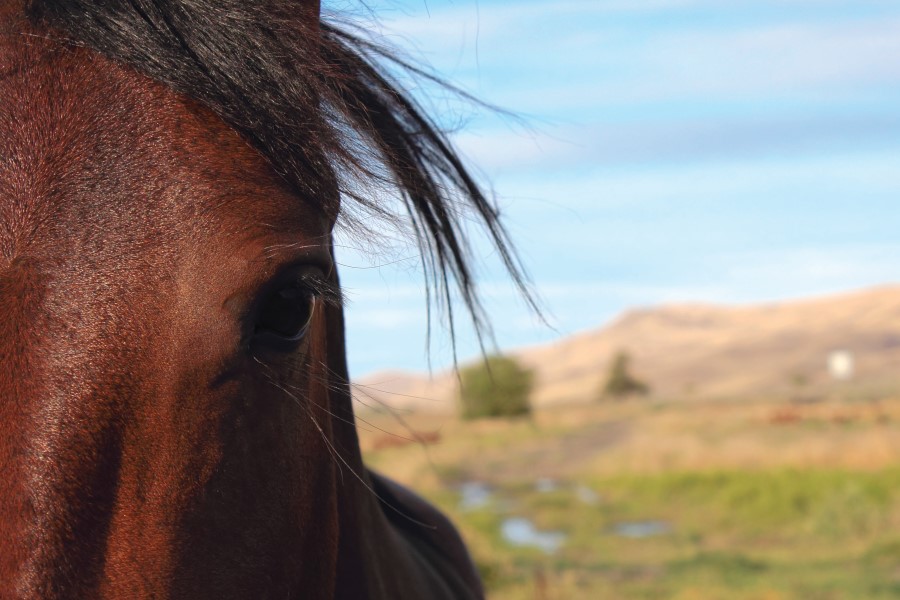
[0,35,311,267]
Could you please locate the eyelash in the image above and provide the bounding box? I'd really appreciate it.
[295,273,343,308]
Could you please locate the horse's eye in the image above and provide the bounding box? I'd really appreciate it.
[255,282,317,344]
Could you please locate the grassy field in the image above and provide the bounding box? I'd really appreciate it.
[359,396,900,599]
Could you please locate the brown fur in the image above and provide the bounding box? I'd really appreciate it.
[0,3,482,597]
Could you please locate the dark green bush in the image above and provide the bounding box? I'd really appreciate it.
[601,350,649,399]
[459,355,533,420]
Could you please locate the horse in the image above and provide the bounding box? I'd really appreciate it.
[0,1,533,597]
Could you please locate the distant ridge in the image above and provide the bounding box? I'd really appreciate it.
[353,285,900,412]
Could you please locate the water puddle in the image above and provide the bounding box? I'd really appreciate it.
[575,485,600,505]
[612,520,671,539]
[501,517,566,554]
[534,478,559,493]
[458,481,492,511]
[457,478,669,552]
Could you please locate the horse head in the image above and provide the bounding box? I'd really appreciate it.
[0,1,525,597]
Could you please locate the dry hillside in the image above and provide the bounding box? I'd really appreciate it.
[352,285,900,412]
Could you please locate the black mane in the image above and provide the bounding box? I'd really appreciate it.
[26,0,536,350]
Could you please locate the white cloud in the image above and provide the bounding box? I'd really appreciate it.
[714,244,900,300]
[371,2,900,112]
[453,114,900,173]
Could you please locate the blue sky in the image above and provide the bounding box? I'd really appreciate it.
[326,0,900,377]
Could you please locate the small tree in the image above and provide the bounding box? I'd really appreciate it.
[459,355,533,420]
[601,351,649,399]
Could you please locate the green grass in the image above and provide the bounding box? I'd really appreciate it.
[430,469,900,599]
[361,398,900,598]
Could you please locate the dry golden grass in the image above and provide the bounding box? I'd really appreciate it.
[360,395,900,487]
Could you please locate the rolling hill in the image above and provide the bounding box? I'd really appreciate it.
[352,285,900,413]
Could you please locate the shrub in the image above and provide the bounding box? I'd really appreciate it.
[459,355,533,420]
[601,350,649,399]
